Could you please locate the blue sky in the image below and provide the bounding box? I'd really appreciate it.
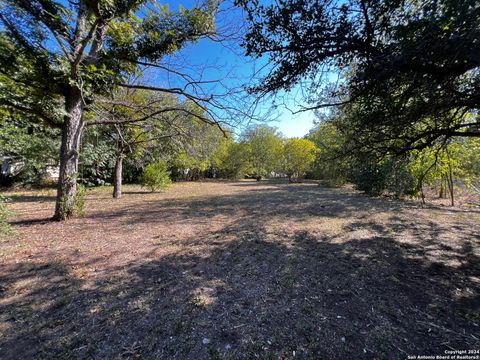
[146,0,317,138]
[272,111,315,138]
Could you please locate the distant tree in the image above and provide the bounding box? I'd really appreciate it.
[211,137,250,179]
[170,152,210,181]
[209,135,233,177]
[348,155,417,197]
[91,90,184,197]
[237,0,480,154]
[282,138,318,182]
[307,122,349,186]
[241,125,283,179]
[166,102,229,181]
[410,138,480,205]
[79,125,117,187]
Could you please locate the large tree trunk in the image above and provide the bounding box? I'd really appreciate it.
[113,151,124,199]
[54,88,85,220]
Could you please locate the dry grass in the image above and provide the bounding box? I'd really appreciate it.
[1,180,479,359]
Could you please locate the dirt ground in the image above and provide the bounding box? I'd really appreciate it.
[1,180,479,359]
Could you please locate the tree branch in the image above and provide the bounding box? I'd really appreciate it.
[1,101,61,128]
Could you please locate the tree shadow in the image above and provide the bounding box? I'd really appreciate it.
[84,183,416,228]
[7,195,56,204]
[1,214,479,359]
[8,218,53,226]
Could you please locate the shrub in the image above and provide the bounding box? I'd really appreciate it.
[140,161,172,192]
[349,156,417,197]
[0,194,13,235]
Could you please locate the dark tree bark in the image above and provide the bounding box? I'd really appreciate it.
[113,150,124,199]
[54,88,85,220]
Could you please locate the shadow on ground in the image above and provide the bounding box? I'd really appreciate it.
[1,182,479,359]
[84,183,412,225]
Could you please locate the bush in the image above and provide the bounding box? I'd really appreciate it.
[0,194,13,235]
[349,156,417,197]
[140,161,172,192]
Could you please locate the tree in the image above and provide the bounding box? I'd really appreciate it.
[237,0,480,154]
[210,137,250,179]
[241,124,283,179]
[282,138,318,182]
[0,0,219,219]
[409,138,480,205]
[348,155,417,197]
[91,90,184,198]
[307,121,349,185]
[164,101,229,181]
[79,125,117,187]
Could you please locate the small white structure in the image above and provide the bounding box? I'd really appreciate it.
[45,164,60,181]
[1,156,25,177]
[269,171,288,178]
[1,156,59,181]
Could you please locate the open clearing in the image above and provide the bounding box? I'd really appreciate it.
[1,181,479,359]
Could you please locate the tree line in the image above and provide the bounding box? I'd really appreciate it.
[308,119,480,206]
[5,95,478,209]
[0,106,319,191]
